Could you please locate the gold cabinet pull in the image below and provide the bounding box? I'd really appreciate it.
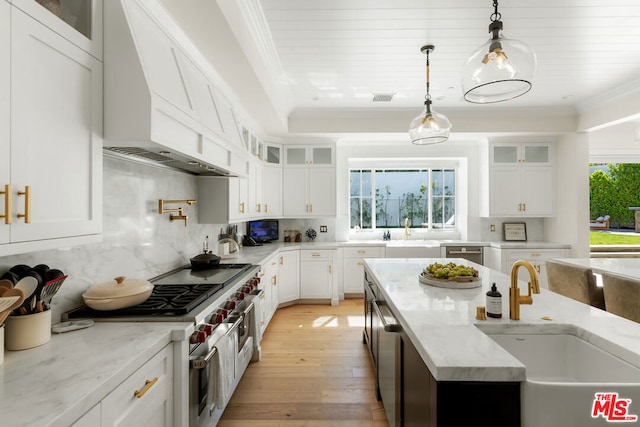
[280,256,283,265]
[357,250,366,254]
[272,275,277,286]
[311,253,320,257]
[357,262,364,267]
[0,184,11,225]
[240,202,245,214]
[328,265,332,274]
[17,186,31,223]
[309,204,313,212]
[523,203,526,211]
[257,203,261,213]
[264,204,268,213]
[133,377,158,399]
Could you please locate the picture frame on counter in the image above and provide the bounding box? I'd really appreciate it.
[503,222,527,241]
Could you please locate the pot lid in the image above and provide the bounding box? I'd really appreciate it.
[83,276,153,300]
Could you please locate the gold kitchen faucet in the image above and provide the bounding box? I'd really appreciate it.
[509,260,541,320]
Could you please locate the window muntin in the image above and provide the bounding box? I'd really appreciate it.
[350,168,456,230]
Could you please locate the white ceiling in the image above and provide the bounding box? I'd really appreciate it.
[162,0,640,138]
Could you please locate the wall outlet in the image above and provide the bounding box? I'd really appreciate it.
[490,224,496,232]
[320,225,327,233]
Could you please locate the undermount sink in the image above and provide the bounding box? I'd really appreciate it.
[477,324,640,426]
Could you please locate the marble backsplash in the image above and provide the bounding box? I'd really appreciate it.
[0,154,227,323]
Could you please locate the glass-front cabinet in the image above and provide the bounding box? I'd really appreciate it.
[491,142,550,165]
[264,143,281,165]
[285,145,334,167]
[12,0,102,59]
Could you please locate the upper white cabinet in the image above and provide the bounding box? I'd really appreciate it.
[481,142,555,217]
[198,176,249,223]
[262,165,282,217]
[1,3,102,255]
[0,1,9,246]
[283,145,336,217]
[285,145,334,167]
[12,0,103,60]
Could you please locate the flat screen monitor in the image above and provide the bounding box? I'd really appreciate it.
[247,220,279,243]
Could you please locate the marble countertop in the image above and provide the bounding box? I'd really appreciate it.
[364,258,640,382]
[225,240,571,266]
[0,321,192,426]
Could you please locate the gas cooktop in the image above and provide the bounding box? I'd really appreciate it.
[64,263,257,320]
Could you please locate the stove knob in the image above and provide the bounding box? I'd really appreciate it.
[224,300,236,310]
[190,330,207,344]
[213,313,225,324]
[236,292,245,300]
[251,277,260,286]
[217,308,229,318]
[201,324,214,335]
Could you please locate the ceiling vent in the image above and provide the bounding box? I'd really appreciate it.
[372,93,395,102]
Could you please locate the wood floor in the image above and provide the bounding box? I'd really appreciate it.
[218,299,389,426]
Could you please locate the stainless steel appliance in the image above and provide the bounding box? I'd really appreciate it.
[445,245,484,265]
[64,262,261,427]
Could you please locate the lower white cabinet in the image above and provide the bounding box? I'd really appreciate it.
[492,247,570,289]
[259,253,279,332]
[343,246,385,294]
[300,250,334,299]
[101,344,174,426]
[278,250,300,304]
[71,404,101,427]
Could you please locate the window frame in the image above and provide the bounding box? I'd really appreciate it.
[349,158,459,231]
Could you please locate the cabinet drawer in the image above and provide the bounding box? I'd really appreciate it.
[505,248,566,260]
[343,246,385,258]
[300,250,333,261]
[101,345,173,426]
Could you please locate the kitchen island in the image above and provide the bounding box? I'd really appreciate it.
[364,258,640,426]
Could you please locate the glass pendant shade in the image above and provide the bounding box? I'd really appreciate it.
[462,31,536,103]
[409,44,451,145]
[409,102,451,145]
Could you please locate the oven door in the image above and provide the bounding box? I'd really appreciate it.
[189,341,219,427]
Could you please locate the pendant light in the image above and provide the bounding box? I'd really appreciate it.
[409,45,451,145]
[461,0,536,103]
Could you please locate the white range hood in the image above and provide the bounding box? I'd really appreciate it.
[103,0,250,176]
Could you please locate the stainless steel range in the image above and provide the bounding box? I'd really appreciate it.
[63,262,263,427]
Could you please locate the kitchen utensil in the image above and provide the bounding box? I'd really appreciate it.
[51,319,94,334]
[0,271,19,285]
[45,268,65,282]
[41,275,67,309]
[190,235,221,270]
[14,276,38,313]
[0,279,13,291]
[0,289,25,326]
[82,276,154,311]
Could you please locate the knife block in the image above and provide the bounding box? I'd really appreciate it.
[5,309,51,351]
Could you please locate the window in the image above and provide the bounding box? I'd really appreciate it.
[350,168,456,229]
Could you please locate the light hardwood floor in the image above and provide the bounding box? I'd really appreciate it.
[218,299,389,426]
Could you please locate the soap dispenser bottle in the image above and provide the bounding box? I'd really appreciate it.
[486,282,502,318]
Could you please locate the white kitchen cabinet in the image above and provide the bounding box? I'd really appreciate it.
[300,250,334,300]
[259,253,279,333]
[343,246,385,295]
[0,5,102,255]
[264,143,282,165]
[0,0,9,246]
[262,165,282,217]
[12,0,103,60]
[101,344,174,426]
[278,250,300,304]
[247,159,263,217]
[198,176,249,223]
[283,167,336,216]
[481,142,555,217]
[284,145,334,167]
[492,247,570,289]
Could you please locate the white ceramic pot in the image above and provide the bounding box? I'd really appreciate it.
[82,276,153,311]
[5,309,51,351]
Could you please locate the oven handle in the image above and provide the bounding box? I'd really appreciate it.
[238,300,255,317]
[226,314,243,336]
[190,346,218,370]
[447,250,483,255]
[372,301,402,333]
